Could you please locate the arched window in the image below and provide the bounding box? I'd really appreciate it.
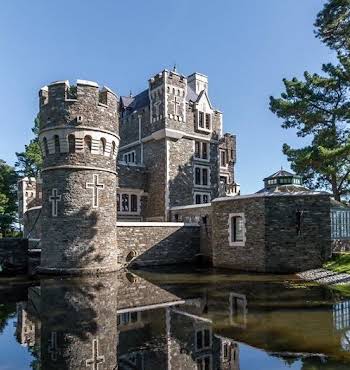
[54,135,60,153]
[68,134,75,153]
[42,137,49,157]
[84,135,92,153]
[111,141,116,158]
[99,138,106,155]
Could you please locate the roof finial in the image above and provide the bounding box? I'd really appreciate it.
[173,63,177,73]
[129,90,133,97]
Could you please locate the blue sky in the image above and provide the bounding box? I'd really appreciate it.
[0,0,334,193]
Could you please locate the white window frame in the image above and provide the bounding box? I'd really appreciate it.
[197,110,212,133]
[220,149,228,168]
[195,327,212,351]
[117,192,140,215]
[194,165,211,188]
[228,213,246,247]
[193,192,211,205]
[196,354,212,370]
[123,150,136,164]
[194,141,210,162]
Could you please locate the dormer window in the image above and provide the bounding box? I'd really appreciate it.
[197,111,212,132]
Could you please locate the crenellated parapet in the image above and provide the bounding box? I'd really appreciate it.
[39,80,119,164]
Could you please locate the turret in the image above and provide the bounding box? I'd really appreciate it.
[37,79,120,274]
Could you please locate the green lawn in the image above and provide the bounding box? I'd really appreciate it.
[324,253,350,274]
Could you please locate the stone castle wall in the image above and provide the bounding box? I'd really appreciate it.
[211,193,332,273]
[264,194,331,272]
[117,222,200,267]
[212,196,267,272]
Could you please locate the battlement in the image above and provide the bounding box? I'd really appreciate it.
[39,79,118,108]
[39,79,119,136]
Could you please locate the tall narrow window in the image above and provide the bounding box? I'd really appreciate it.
[205,114,211,129]
[202,168,208,186]
[195,141,200,158]
[122,194,129,212]
[199,112,204,128]
[54,135,60,153]
[84,135,92,152]
[131,194,138,212]
[195,167,201,185]
[68,134,75,153]
[229,213,245,246]
[43,137,49,156]
[195,194,201,204]
[111,141,116,158]
[220,151,226,167]
[99,138,106,155]
[202,143,208,159]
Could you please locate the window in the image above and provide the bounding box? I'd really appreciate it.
[131,194,137,212]
[194,166,210,187]
[196,356,211,370]
[68,134,75,153]
[194,192,211,205]
[117,311,141,327]
[84,135,92,152]
[199,112,204,128]
[205,114,211,129]
[118,192,139,214]
[123,151,136,164]
[195,328,211,351]
[42,137,49,156]
[111,141,116,158]
[230,293,247,327]
[220,176,228,184]
[229,213,245,246]
[194,141,209,160]
[54,135,60,153]
[122,194,129,212]
[220,150,226,167]
[99,138,106,155]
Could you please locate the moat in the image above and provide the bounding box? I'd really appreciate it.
[1,267,350,370]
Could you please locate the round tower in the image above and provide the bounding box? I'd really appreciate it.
[37,79,119,274]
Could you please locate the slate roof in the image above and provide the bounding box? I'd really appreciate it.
[265,169,295,179]
[120,89,150,112]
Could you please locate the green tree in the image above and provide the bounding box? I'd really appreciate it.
[315,0,350,56]
[270,59,350,201]
[15,116,42,177]
[0,160,18,236]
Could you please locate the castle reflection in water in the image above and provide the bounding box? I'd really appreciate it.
[15,271,242,370]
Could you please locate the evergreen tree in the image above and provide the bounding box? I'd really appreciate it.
[0,160,18,236]
[270,60,350,200]
[315,0,350,56]
[15,116,42,178]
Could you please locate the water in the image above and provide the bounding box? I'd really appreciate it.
[1,267,350,369]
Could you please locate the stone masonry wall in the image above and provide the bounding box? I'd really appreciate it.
[168,138,194,207]
[142,140,166,220]
[0,238,28,274]
[117,224,200,267]
[212,196,266,272]
[264,194,331,272]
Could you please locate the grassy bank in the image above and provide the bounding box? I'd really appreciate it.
[324,253,350,274]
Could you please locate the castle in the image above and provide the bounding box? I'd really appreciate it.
[17,69,332,275]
